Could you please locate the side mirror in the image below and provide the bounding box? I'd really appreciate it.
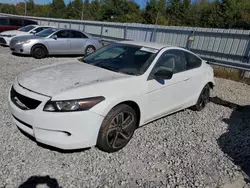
[30,30,36,34]
[51,35,57,40]
[154,68,173,80]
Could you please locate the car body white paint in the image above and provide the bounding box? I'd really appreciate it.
[8,41,215,150]
[0,25,54,46]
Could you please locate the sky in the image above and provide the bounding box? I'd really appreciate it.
[0,0,146,8]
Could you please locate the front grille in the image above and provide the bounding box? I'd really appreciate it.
[0,37,6,44]
[10,86,42,110]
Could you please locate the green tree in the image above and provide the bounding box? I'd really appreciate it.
[166,0,183,25]
[50,0,66,18]
[101,0,142,23]
[143,0,168,25]
[89,0,102,20]
[199,0,224,28]
[220,0,240,28]
[158,0,166,14]
[66,0,83,20]
[83,0,90,19]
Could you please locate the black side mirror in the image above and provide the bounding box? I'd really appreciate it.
[154,68,173,80]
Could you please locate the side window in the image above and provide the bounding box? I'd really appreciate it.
[33,27,49,33]
[185,52,202,70]
[23,20,37,26]
[55,30,70,38]
[9,19,23,26]
[152,50,187,74]
[0,18,8,25]
[69,31,87,38]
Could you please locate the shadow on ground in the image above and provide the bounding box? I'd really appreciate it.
[211,97,250,183]
[19,175,62,188]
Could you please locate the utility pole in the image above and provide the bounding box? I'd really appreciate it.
[81,5,83,21]
[24,0,27,16]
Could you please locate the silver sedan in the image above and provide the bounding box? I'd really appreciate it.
[9,28,103,59]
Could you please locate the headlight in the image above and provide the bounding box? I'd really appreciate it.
[17,40,31,44]
[43,96,105,112]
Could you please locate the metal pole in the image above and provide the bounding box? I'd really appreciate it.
[155,11,160,25]
[151,11,160,42]
[24,0,27,16]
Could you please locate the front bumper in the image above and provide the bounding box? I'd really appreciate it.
[8,82,104,150]
[0,37,8,45]
[9,42,32,55]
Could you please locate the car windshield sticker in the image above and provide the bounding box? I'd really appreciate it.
[140,47,158,53]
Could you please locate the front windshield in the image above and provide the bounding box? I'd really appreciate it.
[81,43,158,75]
[18,25,36,32]
[35,28,58,37]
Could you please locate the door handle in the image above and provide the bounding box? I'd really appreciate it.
[184,77,190,81]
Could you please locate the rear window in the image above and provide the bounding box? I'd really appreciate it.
[185,52,202,70]
[0,18,8,25]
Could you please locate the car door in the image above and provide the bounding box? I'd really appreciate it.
[144,49,192,123]
[68,31,88,54]
[182,51,204,103]
[47,30,71,54]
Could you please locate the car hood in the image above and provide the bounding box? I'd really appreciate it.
[17,60,132,96]
[12,35,42,41]
[0,30,27,36]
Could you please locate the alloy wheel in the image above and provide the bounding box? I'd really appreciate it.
[198,86,210,109]
[106,111,135,149]
[35,48,45,58]
[86,47,95,55]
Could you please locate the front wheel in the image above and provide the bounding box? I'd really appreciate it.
[97,104,137,153]
[31,45,47,59]
[85,45,96,56]
[191,84,210,111]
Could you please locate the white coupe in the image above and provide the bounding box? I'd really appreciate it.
[0,25,53,46]
[8,41,215,152]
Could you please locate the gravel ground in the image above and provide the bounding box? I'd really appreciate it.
[0,46,250,188]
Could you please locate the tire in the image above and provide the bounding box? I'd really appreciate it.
[31,45,47,59]
[97,104,137,153]
[85,45,96,56]
[191,84,211,111]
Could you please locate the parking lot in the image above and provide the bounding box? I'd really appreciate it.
[0,46,249,188]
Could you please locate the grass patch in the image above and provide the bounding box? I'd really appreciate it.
[212,65,250,85]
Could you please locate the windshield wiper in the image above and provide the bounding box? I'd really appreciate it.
[97,64,118,72]
[118,70,137,76]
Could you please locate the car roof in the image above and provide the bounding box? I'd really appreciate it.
[117,40,173,50]
[52,28,92,37]
[55,28,84,32]
[35,25,56,28]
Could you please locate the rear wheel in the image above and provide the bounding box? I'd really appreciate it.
[85,45,96,56]
[97,104,137,153]
[31,45,47,59]
[191,84,210,111]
